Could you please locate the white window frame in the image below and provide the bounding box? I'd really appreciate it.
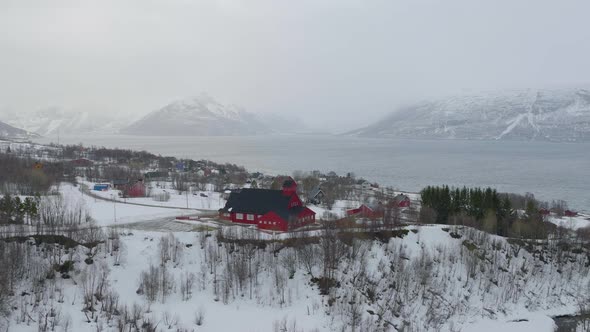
[247,214,254,221]
[236,213,243,220]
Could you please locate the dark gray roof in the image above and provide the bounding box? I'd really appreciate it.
[220,188,313,221]
[308,186,324,199]
[394,194,410,202]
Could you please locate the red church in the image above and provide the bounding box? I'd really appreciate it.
[219,179,316,232]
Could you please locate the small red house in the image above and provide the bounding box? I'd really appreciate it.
[124,180,146,198]
[565,210,578,217]
[394,194,411,208]
[347,203,383,219]
[219,179,316,232]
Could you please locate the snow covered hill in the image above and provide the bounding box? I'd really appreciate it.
[350,88,590,142]
[0,120,37,139]
[122,94,274,136]
[4,199,589,332]
[3,107,131,136]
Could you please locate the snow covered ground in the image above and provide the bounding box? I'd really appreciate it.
[7,229,330,332]
[308,199,360,219]
[60,183,192,227]
[4,182,589,331]
[547,213,590,230]
[462,313,556,332]
[79,180,225,211]
[108,231,328,332]
[6,222,587,331]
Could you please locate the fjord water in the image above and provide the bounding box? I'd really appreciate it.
[38,135,590,211]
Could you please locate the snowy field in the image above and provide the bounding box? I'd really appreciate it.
[308,200,360,219]
[79,180,225,211]
[60,183,192,227]
[462,313,556,332]
[547,213,590,230]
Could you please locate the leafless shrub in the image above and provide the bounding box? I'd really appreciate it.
[138,263,174,303]
[162,311,179,329]
[138,265,160,303]
[194,307,205,326]
[158,233,182,265]
[151,192,170,202]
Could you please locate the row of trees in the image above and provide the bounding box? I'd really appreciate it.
[0,194,40,224]
[0,153,65,195]
[420,185,554,238]
[421,185,512,224]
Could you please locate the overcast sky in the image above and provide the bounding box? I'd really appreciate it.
[1,0,589,131]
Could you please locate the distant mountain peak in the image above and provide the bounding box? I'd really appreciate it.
[160,94,244,122]
[122,94,310,136]
[122,95,263,136]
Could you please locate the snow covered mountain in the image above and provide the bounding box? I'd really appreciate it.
[122,94,294,136]
[3,107,131,136]
[350,88,590,142]
[0,120,37,139]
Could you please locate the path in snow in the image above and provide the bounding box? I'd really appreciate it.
[114,218,201,232]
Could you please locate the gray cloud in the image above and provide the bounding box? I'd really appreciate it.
[1,0,589,131]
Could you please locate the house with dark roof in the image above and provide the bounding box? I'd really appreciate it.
[112,179,130,190]
[393,194,411,208]
[219,180,316,231]
[307,185,325,205]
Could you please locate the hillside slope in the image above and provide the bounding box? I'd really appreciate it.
[350,88,590,142]
[0,120,37,139]
[5,216,588,331]
[3,107,130,136]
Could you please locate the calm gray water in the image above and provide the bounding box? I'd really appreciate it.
[36,135,590,211]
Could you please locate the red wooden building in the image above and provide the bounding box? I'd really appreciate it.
[394,194,411,208]
[347,203,384,219]
[124,180,146,198]
[219,179,316,232]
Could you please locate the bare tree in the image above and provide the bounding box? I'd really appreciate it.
[180,272,195,301]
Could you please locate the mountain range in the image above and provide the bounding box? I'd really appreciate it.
[2,95,309,138]
[3,88,590,141]
[349,88,590,142]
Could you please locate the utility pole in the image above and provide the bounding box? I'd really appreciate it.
[111,194,117,223]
